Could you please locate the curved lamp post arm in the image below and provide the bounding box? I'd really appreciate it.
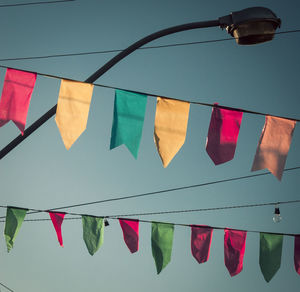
[86,20,220,83]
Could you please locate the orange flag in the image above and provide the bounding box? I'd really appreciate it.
[55,79,94,150]
[154,97,190,167]
[251,116,296,180]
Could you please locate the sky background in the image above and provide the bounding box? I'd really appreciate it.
[0,0,299,291]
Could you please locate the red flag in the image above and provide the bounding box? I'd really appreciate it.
[206,104,243,165]
[294,235,300,275]
[119,219,139,253]
[224,229,247,276]
[49,212,65,247]
[191,225,213,264]
[0,68,37,134]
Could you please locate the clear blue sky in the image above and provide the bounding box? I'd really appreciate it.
[0,0,299,291]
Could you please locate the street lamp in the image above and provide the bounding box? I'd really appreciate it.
[0,6,281,159]
[222,7,281,45]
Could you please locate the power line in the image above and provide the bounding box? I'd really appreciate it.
[0,0,75,8]
[0,37,233,61]
[0,281,14,292]
[0,166,298,221]
[0,29,299,61]
[0,63,299,122]
[20,199,300,218]
[104,199,300,218]
[25,166,300,213]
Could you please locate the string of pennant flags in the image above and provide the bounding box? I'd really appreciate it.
[0,66,298,180]
[1,205,300,282]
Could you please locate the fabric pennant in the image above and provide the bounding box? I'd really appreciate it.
[259,233,283,282]
[55,79,94,150]
[82,216,104,256]
[119,219,139,253]
[224,229,247,276]
[206,104,243,165]
[151,222,174,274]
[191,225,213,264]
[110,89,147,158]
[154,97,190,167]
[0,68,37,134]
[49,212,65,247]
[4,207,27,252]
[251,116,296,180]
[294,235,300,275]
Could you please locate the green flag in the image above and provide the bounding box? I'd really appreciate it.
[4,207,27,252]
[110,89,147,159]
[259,233,283,282]
[151,222,174,274]
[82,216,104,256]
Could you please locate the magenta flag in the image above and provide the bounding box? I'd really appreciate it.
[191,225,213,264]
[295,235,300,275]
[0,68,37,134]
[119,219,139,253]
[206,104,243,165]
[49,212,65,247]
[224,229,247,276]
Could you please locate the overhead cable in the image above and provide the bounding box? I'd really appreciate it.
[103,199,300,218]
[0,165,291,220]
[0,184,300,219]
[0,0,75,8]
[0,29,299,61]
[0,281,14,292]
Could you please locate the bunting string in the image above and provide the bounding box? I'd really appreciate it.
[0,215,298,237]
[2,207,299,281]
[1,206,299,281]
[0,64,299,122]
[0,203,299,236]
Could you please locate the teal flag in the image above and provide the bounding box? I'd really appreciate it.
[82,216,104,256]
[259,233,283,282]
[4,207,27,252]
[151,222,174,274]
[110,89,147,159]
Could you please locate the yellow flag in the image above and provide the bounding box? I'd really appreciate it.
[154,97,190,167]
[55,79,94,150]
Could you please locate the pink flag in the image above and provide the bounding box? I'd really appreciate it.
[251,116,296,181]
[49,212,65,247]
[119,219,139,253]
[295,235,300,275]
[206,104,243,165]
[191,225,213,264]
[224,229,247,276]
[0,68,37,134]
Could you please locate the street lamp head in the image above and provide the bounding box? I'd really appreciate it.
[219,7,281,45]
